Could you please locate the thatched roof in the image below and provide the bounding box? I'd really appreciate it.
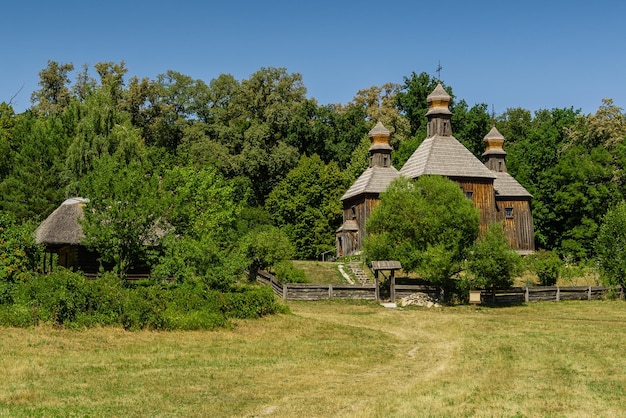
[400,135,497,180]
[341,166,401,201]
[35,198,89,246]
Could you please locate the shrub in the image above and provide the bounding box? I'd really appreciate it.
[221,286,282,319]
[274,260,307,283]
[527,250,562,286]
[596,200,626,287]
[466,223,522,290]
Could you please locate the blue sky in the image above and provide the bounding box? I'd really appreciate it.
[1,0,624,115]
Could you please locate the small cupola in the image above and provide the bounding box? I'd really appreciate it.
[426,83,452,137]
[368,121,393,168]
[483,126,508,173]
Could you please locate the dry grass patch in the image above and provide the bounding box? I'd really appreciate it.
[1,300,625,417]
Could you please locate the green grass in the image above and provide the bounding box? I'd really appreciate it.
[1,300,625,417]
[292,260,347,284]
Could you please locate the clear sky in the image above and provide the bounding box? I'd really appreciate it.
[1,0,624,116]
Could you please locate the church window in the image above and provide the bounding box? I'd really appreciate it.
[505,207,513,219]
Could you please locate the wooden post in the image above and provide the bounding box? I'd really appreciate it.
[328,284,333,299]
[390,270,396,302]
[556,287,560,302]
[620,285,624,300]
[525,287,529,303]
[282,283,288,300]
[374,270,379,302]
[588,286,592,300]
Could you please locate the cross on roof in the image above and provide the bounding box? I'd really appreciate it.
[436,61,443,80]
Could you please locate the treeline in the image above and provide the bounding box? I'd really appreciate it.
[1,60,626,279]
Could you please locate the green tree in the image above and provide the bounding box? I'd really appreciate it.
[466,223,521,290]
[241,226,294,281]
[0,212,40,283]
[0,113,70,221]
[364,176,479,296]
[31,60,75,116]
[395,71,440,137]
[154,166,245,289]
[78,155,165,277]
[596,200,626,287]
[266,154,345,259]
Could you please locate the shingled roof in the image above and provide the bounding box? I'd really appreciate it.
[494,172,532,198]
[399,135,496,179]
[341,166,400,201]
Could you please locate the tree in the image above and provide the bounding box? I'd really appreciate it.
[466,223,521,290]
[0,113,70,221]
[31,60,75,116]
[153,165,245,288]
[0,212,40,284]
[364,176,479,296]
[596,200,626,287]
[265,154,345,259]
[395,71,441,137]
[241,226,294,281]
[78,155,165,277]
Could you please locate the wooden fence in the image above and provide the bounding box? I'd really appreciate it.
[478,285,624,304]
[256,270,624,303]
[256,270,377,300]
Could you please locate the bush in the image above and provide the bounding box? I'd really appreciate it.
[2,270,285,330]
[274,261,307,283]
[221,286,283,319]
[466,223,522,290]
[527,250,562,286]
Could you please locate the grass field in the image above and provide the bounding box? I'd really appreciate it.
[1,299,625,417]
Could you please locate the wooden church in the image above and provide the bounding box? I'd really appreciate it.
[336,83,535,257]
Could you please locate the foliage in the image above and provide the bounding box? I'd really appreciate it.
[241,226,294,280]
[0,212,40,284]
[364,176,479,294]
[1,270,283,330]
[596,200,626,287]
[274,260,308,283]
[265,154,345,259]
[154,165,245,289]
[527,250,563,286]
[78,155,165,276]
[466,223,522,289]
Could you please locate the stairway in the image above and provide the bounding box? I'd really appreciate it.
[347,263,371,285]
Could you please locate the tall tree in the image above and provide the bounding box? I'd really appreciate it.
[265,154,345,259]
[31,60,75,116]
[78,154,165,276]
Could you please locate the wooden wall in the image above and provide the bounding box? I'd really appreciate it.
[451,177,497,232]
[341,194,382,254]
[496,199,535,252]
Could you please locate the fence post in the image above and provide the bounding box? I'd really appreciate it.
[556,287,560,302]
[525,287,529,303]
[329,284,333,299]
[620,285,624,300]
[588,286,592,300]
[283,283,288,300]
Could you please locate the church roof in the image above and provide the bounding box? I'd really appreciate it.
[400,135,496,179]
[493,172,532,198]
[341,166,400,201]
